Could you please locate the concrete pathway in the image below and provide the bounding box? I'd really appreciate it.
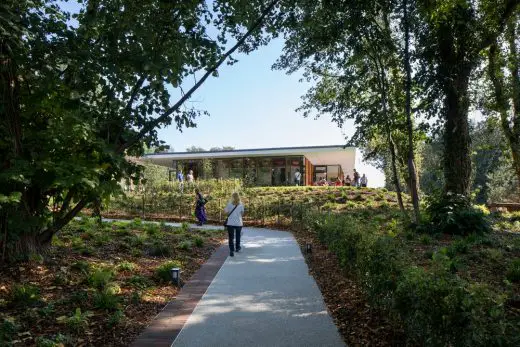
[171,227,345,347]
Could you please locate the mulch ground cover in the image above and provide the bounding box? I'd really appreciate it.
[0,218,226,346]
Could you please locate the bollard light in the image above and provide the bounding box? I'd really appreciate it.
[306,243,312,254]
[170,267,181,287]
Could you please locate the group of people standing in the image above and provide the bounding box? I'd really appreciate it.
[311,169,368,187]
[344,169,368,187]
[176,169,195,192]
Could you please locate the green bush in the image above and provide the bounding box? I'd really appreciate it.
[108,310,125,327]
[311,213,514,346]
[117,261,137,272]
[36,334,71,347]
[88,269,114,290]
[148,241,172,256]
[507,259,520,282]
[425,194,491,235]
[178,240,192,251]
[0,318,18,344]
[93,291,120,311]
[194,236,204,247]
[11,283,41,306]
[57,308,92,333]
[127,275,153,289]
[155,260,182,283]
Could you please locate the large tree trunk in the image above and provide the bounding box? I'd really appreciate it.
[443,77,472,196]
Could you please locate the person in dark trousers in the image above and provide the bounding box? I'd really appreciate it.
[353,169,360,187]
[194,188,207,226]
[224,192,245,257]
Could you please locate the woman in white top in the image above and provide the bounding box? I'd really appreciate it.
[186,170,194,184]
[224,192,245,257]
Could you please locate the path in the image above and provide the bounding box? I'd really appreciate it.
[103,218,346,346]
[172,227,344,347]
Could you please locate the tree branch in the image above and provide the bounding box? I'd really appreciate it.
[117,0,281,153]
[39,198,89,245]
[477,0,520,53]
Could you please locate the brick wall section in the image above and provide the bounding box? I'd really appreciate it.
[131,244,228,347]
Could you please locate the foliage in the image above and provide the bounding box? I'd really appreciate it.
[117,261,137,272]
[155,260,182,283]
[93,291,120,311]
[309,211,516,345]
[0,318,18,344]
[507,259,520,282]
[108,310,126,327]
[0,0,279,261]
[11,283,41,306]
[57,308,93,333]
[179,240,193,251]
[424,194,491,235]
[88,269,115,290]
[194,236,204,247]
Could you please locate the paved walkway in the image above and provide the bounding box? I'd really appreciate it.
[172,227,345,347]
[101,219,345,346]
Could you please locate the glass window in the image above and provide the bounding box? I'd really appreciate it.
[257,158,272,186]
[229,158,243,179]
[327,165,340,182]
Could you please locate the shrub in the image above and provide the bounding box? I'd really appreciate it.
[426,194,491,235]
[146,223,160,237]
[108,310,125,327]
[93,291,120,311]
[179,240,192,251]
[88,269,114,290]
[71,260,90,274]
[126,275,152,289]
[507,259,520,282]
[57,308,92,333]
[36,334,71,347]
[148,241,172,256]
[394,268,507,346]
[117,261,137,272]
[194,236,204,247]
[68,290,88,305]
[0,318,18,344]
[11,283,40,306]
[155,260,182,283]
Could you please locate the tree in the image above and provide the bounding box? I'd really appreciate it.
[487,12,520,194]
[0,0,281,261]
[186,146,207,152]
[209,146,235,151]
[415,0,520,196]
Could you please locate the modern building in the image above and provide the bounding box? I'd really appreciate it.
[143,145,357,186]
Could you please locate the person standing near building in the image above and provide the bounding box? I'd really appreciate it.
[360,173,368,188]
[224,192,245,257]
[344,175,352,186]
[294,169,302,186]
[177,169,184,193]
[353,169,360,187]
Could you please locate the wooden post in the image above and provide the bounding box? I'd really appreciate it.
[218,198,222,222]
[277,198,280,226]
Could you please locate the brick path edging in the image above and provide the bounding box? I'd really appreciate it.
[131,244,228,347]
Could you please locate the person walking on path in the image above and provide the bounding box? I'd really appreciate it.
[224,192,245,257]
[360,173,368,188]
[194,188,208,226]
[177,170,184,193]
[353,169,360,187]
[294,169,302,186]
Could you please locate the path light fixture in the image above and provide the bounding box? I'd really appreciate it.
[170,267,181,287]
[306,243,312,254]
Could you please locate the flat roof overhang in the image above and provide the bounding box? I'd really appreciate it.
[143,145,355,171]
